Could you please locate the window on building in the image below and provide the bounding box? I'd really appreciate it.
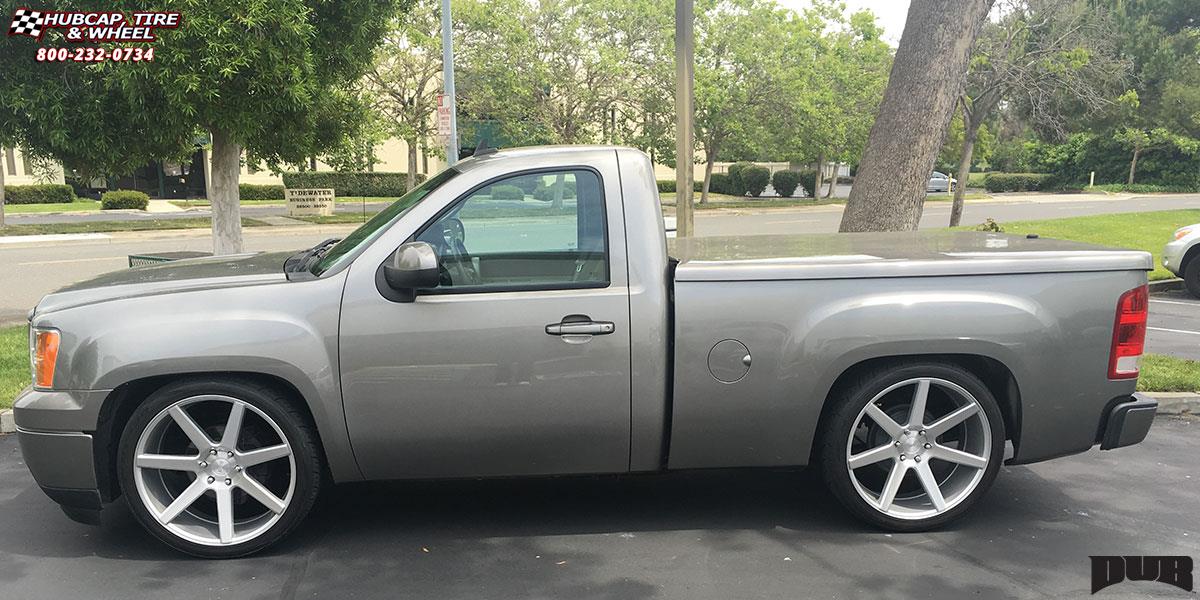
[4,149,16,176]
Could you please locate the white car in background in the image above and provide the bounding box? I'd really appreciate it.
[927,171,957,193]
[1163,224,1200,297]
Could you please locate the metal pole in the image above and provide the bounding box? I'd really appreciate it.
[441,0,459,166]
[674,0,695,238]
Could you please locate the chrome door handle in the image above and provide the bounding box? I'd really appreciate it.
[545,321,615,336]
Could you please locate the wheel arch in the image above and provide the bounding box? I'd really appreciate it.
[92,370,346,503]
[814,353,1022,458]
[1180,243,1200,275]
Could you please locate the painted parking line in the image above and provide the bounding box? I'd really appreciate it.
[1148,326,1200,336]
[1150,299,1200,307]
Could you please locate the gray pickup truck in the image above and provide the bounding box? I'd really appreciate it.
[15,146,1157,558]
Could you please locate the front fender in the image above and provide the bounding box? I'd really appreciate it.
[30,273,362,482]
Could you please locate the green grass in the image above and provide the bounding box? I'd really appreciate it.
[0,325,28,410]
[171,196,398,209]
[0,217,270,236]
[6,200,102,213]
[1084,183,1197,194]
[1138,354,1200,392]
[291,214,374,225]
[956,209,1200,281]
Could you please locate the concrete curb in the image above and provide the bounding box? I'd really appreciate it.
[0,409,14,434]
[1141,392,1200,415]
[1149,278,1184,293]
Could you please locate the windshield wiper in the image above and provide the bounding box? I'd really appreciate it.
[284,238,341,273]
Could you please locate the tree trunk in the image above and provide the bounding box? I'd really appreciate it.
[406,138,418,191]
[1128,146,1141,185]
[814,152,825,199]
[209,129,244,255]
[840,0,995,232]
[700,146,716,205]
[825,162,838,198]
[949,124,979,227]
[551,172,566,210]
[0,155,6,228]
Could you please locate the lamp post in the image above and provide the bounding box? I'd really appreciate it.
[675,0,695,238]
[441,0,459,166]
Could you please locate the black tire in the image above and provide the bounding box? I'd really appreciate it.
[117,377,323,558]
[1184,257,1200,299]
[818,361,1005,532]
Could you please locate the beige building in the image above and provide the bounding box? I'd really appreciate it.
[0,146,67,186]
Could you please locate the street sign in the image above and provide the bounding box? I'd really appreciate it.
[437,94,452,139]
[285,188,335,216]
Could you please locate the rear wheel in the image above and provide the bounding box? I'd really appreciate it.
[117,378,323,558]
[819,362,1004,531]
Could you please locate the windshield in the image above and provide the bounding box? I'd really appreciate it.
[310,167,460,276]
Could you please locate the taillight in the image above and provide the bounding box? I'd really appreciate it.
[31,328,60,389]
[1109,286,1148,379]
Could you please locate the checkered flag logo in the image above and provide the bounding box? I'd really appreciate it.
[8,8,46,38]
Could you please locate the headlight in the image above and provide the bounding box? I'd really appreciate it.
[1174,227,1193,240]
[31,328,60,389]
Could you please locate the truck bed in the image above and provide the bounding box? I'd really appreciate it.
[670,231,1153,281]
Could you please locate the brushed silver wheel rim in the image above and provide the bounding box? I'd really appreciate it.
[133,395,296,546]
[845,377,991,520]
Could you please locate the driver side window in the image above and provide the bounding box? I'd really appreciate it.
[415,169,608,291]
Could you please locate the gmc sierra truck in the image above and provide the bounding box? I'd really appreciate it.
[14,146,1156,558]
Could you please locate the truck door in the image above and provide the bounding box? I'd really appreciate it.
[338,166,632,480]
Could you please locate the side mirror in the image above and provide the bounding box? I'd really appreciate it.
[381,241,439,301]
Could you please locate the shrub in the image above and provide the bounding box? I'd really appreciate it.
[489,184,525,200]
[657,180,676,193]
[704,173,735,196]
[3,184,75,204]
[280,171,424,197]
[726,161,755,194]
[771,171,802,197]
[101,189,149,210]
[1086,183,1197,194]
[238,184,285,201]
[975,218,1003,232]
[532,180,578,201]
[983,172,1051,193]
[742,166,771,197]
[797,170,819,198]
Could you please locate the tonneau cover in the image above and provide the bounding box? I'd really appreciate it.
[670,231,1153,282]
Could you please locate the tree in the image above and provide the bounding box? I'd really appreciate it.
[0,0,408,254]
[946,0,1127,226]
[694,0,794,203]
[840,0,995,232]
[367,0,444,188]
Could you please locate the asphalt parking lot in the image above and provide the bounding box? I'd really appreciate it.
[0,416,1196,600]
[1150,288,1200,360]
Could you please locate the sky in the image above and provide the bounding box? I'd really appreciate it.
[776,0,913,45]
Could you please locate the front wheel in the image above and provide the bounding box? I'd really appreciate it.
[117,378,323,558]
[819,362,1005,531]
[1183,258,1200,299]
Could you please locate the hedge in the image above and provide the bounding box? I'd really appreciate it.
[984,172,1051,193]
[771,171,802,197]
[490,184,525,200]
[657,180,676,193]
[239,184,285,200]
[741,166,771,197]
[727,162,755,194]
[798,170,819,198]
[4,184,75,204]
[101,189,149,210]
[280,171,424,197]
[532,180,577,201]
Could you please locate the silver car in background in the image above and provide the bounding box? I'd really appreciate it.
[1163,223,1200,297]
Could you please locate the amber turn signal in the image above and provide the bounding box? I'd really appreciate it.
[32,329,60,389]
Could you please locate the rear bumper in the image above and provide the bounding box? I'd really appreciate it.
[1099,393,1157,450]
